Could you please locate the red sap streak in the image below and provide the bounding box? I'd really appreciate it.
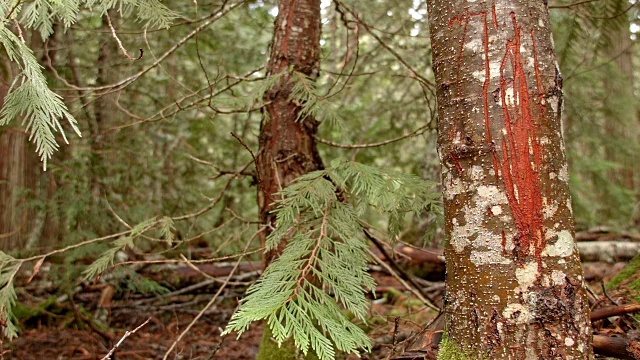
[447,8,547,263]
[448,8,471,88]
[491,0,498,29]
[497,13,546,264]
[450,152,464,175]
[449,8,502,179]
[501,230,508,256]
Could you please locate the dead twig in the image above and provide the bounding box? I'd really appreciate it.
[100,318,150,360]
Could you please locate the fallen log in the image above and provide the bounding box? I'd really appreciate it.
[577,241,640,263]
[143,261,262,284]
[592,335,640,360]
[576,230,640,242]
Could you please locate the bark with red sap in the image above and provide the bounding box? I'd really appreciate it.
[426,0,594,358]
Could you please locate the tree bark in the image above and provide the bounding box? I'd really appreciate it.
[254,2,324,359]
[0,50,39,251]
[257,0,324,265]
[85,11,119,207]
[425,1,593,358]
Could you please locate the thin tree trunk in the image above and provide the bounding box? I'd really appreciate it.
[91,10,119,202]
[603,6,638,213]
[426,1,593,358]
[257,0,324,265]
[0,51,39,251]
[255,1,324,358]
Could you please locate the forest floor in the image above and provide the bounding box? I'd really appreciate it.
[3,230,640,359]
[2,269,441,360]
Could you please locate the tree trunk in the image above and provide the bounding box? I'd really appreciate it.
[257,0,324,265]
[90,11,119,203]
[0,52,39,251]
[255,1,324,358]
[425,1,594,358]
[602,5,638,219]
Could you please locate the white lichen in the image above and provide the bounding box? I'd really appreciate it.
[542,230,574,257]
[542,198,558,219]
[551,270,566,286]
[558,163,569,182]
[516,262,538,291]
[470,249,511,265]
[503,303,531,324]
[477,185,507,203]
[465,38,483,51]
[444,173,465,200]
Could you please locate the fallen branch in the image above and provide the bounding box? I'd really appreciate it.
[591,304,640,321]
[592,334,640,360]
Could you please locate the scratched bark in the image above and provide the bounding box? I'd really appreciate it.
[426,1,593,358]
[257,0,324,265]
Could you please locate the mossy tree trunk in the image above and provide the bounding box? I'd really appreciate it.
[255,0,324,358]
[426,1,594,358]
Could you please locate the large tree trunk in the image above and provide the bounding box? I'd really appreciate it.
[426,1,594,358]
[257,0,324,265]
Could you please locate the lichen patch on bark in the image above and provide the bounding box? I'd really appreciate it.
[542,229,575,258]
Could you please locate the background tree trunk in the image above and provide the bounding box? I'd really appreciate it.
[602,6,638,222]
[0,46,39,251]
[426,1,594,358]
[257,0,324,265]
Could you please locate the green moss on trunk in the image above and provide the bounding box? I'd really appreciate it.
[257,327,321,360]
[436,333,488,360]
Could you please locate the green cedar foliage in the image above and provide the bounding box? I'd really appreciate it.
[0,24,80,169]
[0,0,177,169]
[82,216,157,281]
[0,252,20,339]
[224,158,441,360]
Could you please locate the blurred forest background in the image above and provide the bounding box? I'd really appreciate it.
[0,0,639,359]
